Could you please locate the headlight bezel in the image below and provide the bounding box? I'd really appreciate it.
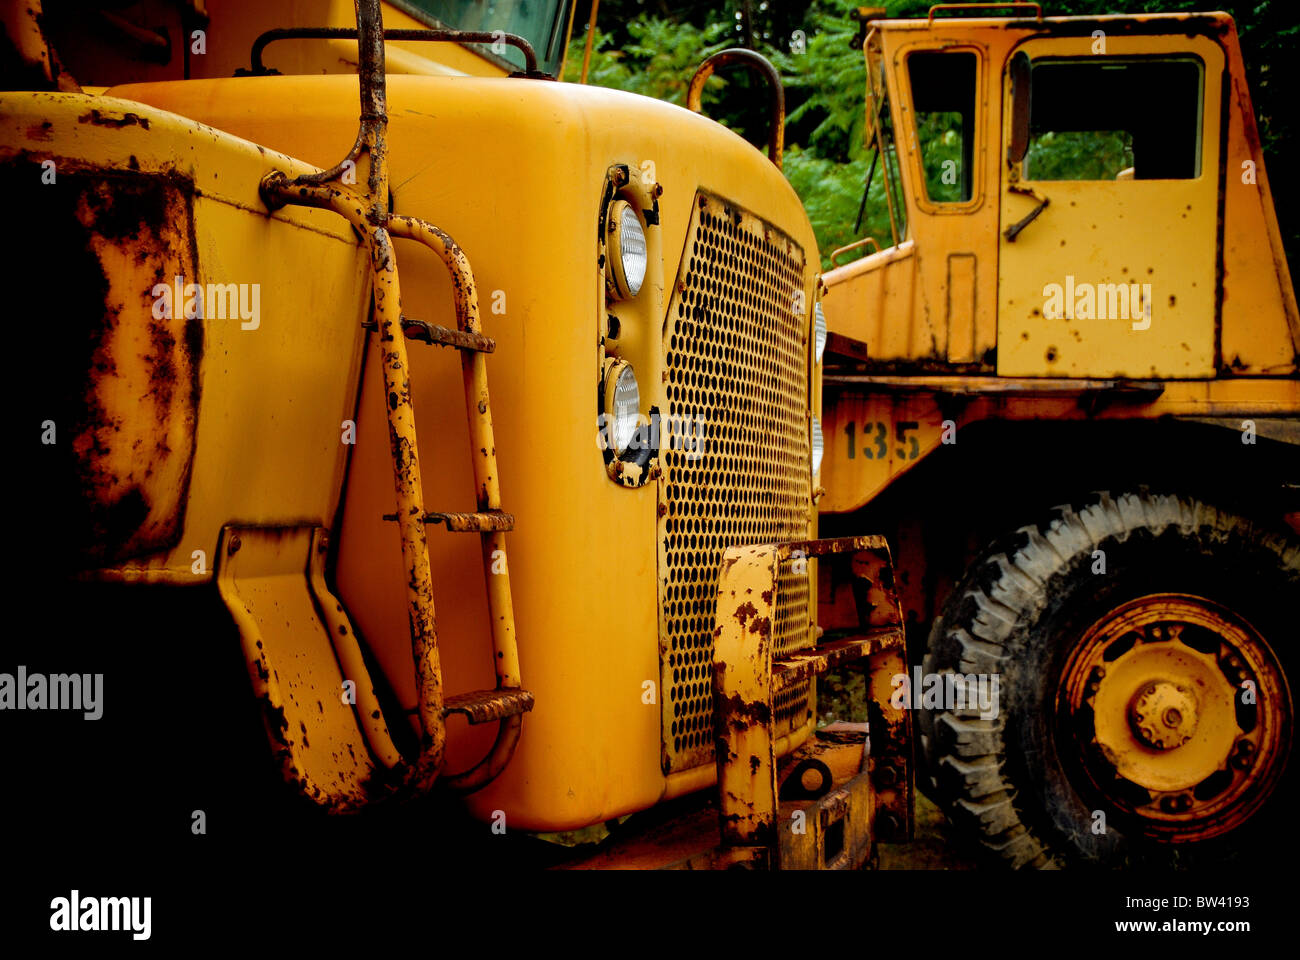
[606,199,648,300]
[811,413,825,477]
[596,164,665,489]
[814,302,828,364]
[602,359,643,457]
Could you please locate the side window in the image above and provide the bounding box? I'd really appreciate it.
[907,51,978,204]
[1023,58,1204,181]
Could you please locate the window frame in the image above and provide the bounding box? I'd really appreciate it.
[1015,53,1208,184]
[388,0,574,77]
[895,42,987,216]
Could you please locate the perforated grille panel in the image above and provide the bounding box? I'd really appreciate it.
[659,192,813,773]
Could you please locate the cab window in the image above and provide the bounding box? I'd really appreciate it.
[1023,58,1204,181]
[395,0,573,76]
[907,51,979,204]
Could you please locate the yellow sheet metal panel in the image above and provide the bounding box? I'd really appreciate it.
[821,393,948,515]
[111,74,820,831]
[819,378,1300,515]
[822,241,926,362]
[0,92,370,581]
[216,525,382,811]
[1218,22,1300,374]
[996,35,1223,378]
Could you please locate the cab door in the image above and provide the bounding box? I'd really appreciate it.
[996,34,1223,378]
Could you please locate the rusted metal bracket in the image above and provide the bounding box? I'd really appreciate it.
[257,0,528,801]
[710,535,910,867]
[686,48,784,169]
[361,314,496,352]
[381,509,515,532]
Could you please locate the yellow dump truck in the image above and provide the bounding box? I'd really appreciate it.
[818,3,1298,867]
[3,0,908,869]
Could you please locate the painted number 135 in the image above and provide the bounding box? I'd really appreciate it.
[844,420,920,460]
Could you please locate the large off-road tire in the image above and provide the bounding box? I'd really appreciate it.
[919,491,1298,868]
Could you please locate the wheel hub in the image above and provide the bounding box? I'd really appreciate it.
[1129,680,1199,750]
[1058,593,1291,843]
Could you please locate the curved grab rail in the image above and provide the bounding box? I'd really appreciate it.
[829,236,881,267]
[686,48,784,169]
[248,26,547,78]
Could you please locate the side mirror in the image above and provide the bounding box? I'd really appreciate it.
[1007,51,1031,166]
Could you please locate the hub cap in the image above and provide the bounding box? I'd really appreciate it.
[1058,594,1291,842]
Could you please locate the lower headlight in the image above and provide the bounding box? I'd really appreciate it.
[604,360,642,455]
[811,414,825,476]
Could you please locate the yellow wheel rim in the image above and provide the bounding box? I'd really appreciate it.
[1058,593,1291,842]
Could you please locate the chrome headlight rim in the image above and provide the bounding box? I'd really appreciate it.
[599,359,658,479]
[814,302,828,364]
[606,199,648,300]
[811,413,825,477]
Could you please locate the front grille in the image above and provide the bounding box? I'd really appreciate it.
[659,191,813,773]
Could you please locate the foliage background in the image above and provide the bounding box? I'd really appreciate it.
[565,0,1298,270]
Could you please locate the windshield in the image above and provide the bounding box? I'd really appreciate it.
[393,0,572,77]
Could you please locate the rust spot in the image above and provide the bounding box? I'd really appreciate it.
[16,162,201,571]
[78,109,151,130]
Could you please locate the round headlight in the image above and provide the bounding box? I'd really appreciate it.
[604,360,642,455]
[811,414,824,476]
[814,302,828,364]
[607,200,647,299]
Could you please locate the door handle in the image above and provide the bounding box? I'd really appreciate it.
[1004,184,1050,242]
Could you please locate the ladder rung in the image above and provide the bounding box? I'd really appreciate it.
[382,510,515,532]
[362,315,496,353]
[442,688,535,724]
[772,628,904,693]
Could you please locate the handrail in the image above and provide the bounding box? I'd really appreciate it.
[247,26,547,78]
[830,236,881,267]
[686,48,784,169]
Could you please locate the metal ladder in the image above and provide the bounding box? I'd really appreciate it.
[260,0,531,797]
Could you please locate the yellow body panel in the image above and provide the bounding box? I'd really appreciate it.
[92,73,820,831]
[821,378,1300,514]
[1,91,369,577]
[996,36,1222,378]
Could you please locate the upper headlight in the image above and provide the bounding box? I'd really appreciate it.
[607,199,647,299]
[814,302,828,364]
